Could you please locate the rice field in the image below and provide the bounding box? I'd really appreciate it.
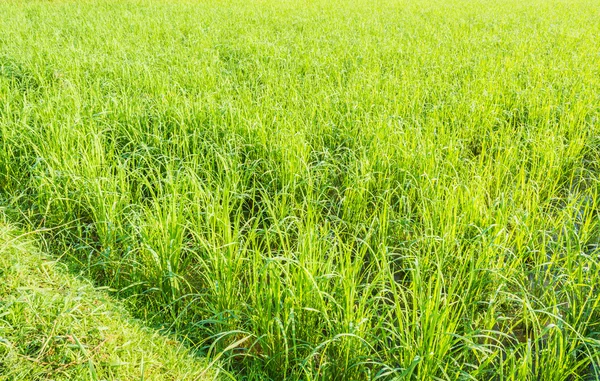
[1,0,600,379]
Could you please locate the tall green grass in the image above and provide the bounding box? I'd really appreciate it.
[1,0,600,379]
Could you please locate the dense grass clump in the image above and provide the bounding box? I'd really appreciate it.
[1,0,600,379]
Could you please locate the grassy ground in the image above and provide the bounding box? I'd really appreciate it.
[0,215,214,380]
[1,0,600,379]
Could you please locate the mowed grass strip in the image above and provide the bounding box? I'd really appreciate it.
[0,217,215,381]
[1,0,600,379]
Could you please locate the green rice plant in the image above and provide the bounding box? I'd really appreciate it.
[1,0,600,379]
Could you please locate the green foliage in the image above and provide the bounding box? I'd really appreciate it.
[1,0,600,379]
[0,218,213,380]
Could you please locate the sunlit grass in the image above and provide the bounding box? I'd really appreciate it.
[1,0,600,379]
[0,216,214,380]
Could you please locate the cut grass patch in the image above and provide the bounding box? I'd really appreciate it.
[0,217,215,381]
